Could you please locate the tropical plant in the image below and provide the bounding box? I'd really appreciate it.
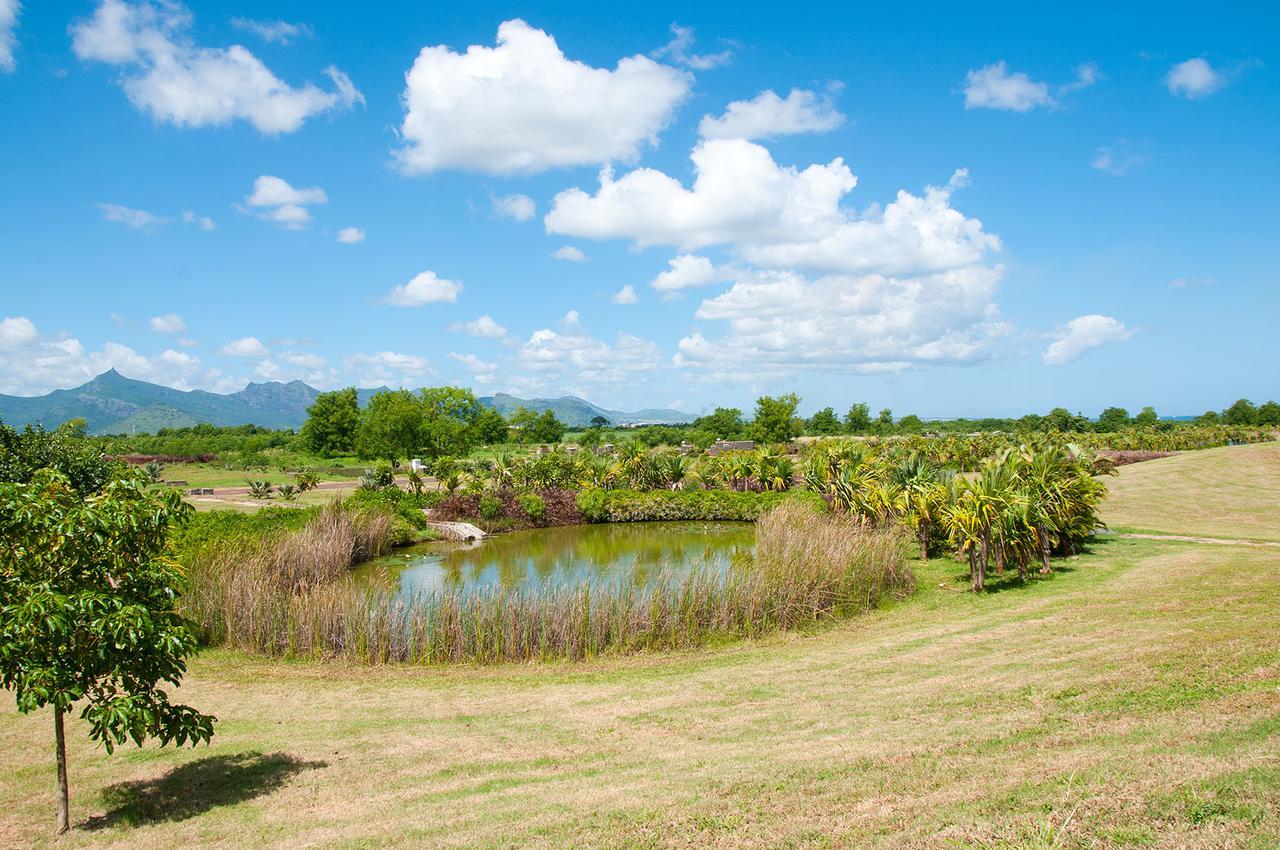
[246,479,273,499]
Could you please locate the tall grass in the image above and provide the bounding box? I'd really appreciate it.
[183,501,911,664]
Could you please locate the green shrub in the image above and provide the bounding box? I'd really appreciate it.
[576,488,609,522]
[518,492,547,523]
[580,489,823,523]
[479,493,504,520]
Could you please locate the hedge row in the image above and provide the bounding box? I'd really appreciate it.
[576,488,825,523]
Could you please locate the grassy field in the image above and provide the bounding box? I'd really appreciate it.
[2,447,1278,847]
[1103,441,1280,541]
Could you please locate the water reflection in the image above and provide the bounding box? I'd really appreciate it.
[353,521,756,598]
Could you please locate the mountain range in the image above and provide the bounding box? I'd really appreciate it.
[0,370,694,434]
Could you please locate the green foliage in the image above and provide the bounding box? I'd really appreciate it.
[1134,406,1159,427]
[300,388,360,457]
[843,403,871,434]
[1096,406,1132,431]
[1223,398,1258,425]
[578,488,819,523]
[246,480,273,499]
[750,394,801,444]
[693,407,745,440]
[419,386,483,458]
[0,471,215,827]
[359,464,395,491]
[479,493,504,520]
[355,390,424,463]
[511,407,567,444]
[807,407,842,435]
[472,406,511,445]
[276,483,299,501]
[1258,401,1280,426]
[294,470,320,492]
[518,492,547,523]
[0,419,120,495]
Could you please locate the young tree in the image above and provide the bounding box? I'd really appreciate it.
[1258,401,1280,426]
[874,408,895,434]
[589,415,611,429]
[355,390,424,463]
[693,407,744,440]
[1134,406,1159,427]
[750,394,802,444]
[896,414,925,433]
[300,387,360,457]
[419,387,483,458]
[843,403,872,434]
[526,410,566,443]
[0,472,215,833]
[807,407,842,435]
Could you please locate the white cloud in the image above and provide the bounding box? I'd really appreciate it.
[1059,63,1101,95]
[219,336,269,357]
[650,23,732,70]
[279,351,325,369]
[449,352,497,384]
[699,87,844,140]
[336,226,365,244]
[342,351,431,387]
[963,61,1054,111]
[518,310,662,386]
[611,284,639,305]
[650,254,720,297]
[1091,140,1148,176]
[97,202,167,230]
[0,0,20,73]
[181,210,215,230]
[1169,276,1215,289]
[1166,58,1224,99]
[0,315,38,349]
[451,314,507,339]
[547,140,997,276]
[70,0,362,135]
[384,271,463,307]
[674,266,1009,378]
[551,245,587,262]
[243,175,327,229]
[229,18,312,45]
[493,193,535,222]
[1042,315,1133,365]
[0,316,226,395]
[395,19,690,175]
[149,313,186,334]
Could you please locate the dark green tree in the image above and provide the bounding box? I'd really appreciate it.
[750,394,802,444]
[419,387,483,458]
[0,419,119,495]
[843,403,872,434]
[355,390,425,463]
[0,472,214,833]
[693,407,744,440]
[874,408,895,434]
[589,415,610,428]
[1096,406,1131,431]
[471,407,510,445]
[300,387,360,457]
[1134,406,1159,427]
[1257,401,1280,426]
[896,414,924,433]
[525,410,566,443]
[807,407,842,435]
[1223,398,1258,425]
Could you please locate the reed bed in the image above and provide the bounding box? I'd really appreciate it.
[183,501,912,664]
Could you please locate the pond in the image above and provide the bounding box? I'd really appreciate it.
[353,521,756,598]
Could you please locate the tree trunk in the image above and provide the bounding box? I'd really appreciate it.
[1039,528,1052,575]
[55,707,69,834]
[918,529,929,561]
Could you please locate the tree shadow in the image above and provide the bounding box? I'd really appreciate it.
[83,751,326,830]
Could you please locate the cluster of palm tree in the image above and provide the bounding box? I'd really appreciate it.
[803,440,1109,590]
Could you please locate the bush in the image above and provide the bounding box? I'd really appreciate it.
[518,492,547,523]
[578,488,823,523]
[479,493,504,520]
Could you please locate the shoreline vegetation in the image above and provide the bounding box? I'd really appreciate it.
[180,498,913,664]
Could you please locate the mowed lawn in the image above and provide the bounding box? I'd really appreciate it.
[1,449,1278,847]
[1103,441,1280,541]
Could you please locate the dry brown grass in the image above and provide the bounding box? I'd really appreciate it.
[1104,441,1280,541]
[3,535,1278,848]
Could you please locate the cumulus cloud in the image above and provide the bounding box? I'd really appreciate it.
[449,352,497,384]
[451,315,507,339]
[699,87,844,140]
[1166,58,1225,99]
[493,193,535,221]
[547,140,997,276]
[963,61,1054,111]
[229,17,312,45]
[395,19,690,174]
[97,202,167,230]
[650,23,732,70]
[219,336,269,357]
[551,245,587,262]
[0,316,226,395]
[149,313,186,334]
[1042,315,1133,365]
[384,271,463,307]
[243,175,326,228]
[70,0,362,134]
[342,351,431,387]
[518,310,663,386]
[181,210,216,230]
[0,0,20,72]
[650,254,720,297]
[336,226,365,244]
[611,284,639,305]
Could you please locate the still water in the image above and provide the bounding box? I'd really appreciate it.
[353,521,756,598]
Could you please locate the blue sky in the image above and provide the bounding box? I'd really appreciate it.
[0,1,1275,418]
